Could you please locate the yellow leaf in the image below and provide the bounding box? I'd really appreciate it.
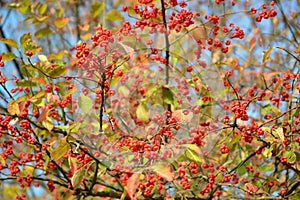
[54,17,69,29]
[7,101,20,116]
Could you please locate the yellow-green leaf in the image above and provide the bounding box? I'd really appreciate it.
[2,52,17,61]
[275,127,284,143]
[78,95,93,114]
[162,86,174,104]
[185,148,202,163]
[71,168,85,189]
[20,32,32,48]
[0,38,18,48]
[105,9,124,21]
[0,156,5,166]
[54,17,69,29]
[51,136,70,161]
[35,27,53,38]
[38,54,48,62]
[42,116,54,131]
[136,103,149,122]
[283,151,296,163]
[90,2,105,18]
[38,3,47,15]
[262,46,272,63]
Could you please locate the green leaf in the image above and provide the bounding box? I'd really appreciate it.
[20,32,32,48]
[2,52,17,61]
[185,148,202,163]
[48,65,68,77]
[0,38,18,48]
[262,46,272,63]
[51,136,70,161]
[78,95,93,114]
[63,87,77,98]
[262,144,275,158]
[90,2,105,18]
[283,151,296,163]
[38,54,48,62]
[136,102,149,122]
[228,135,241,150]
[38,3,47,15]
[71,168,85,189]
[54,17,69,29]
[291,108,300,117]
[237,165,246,176]
[43,155,50,171]
[105,9,124,21]
[261,104,281,116]
[120,188,127,200]
[258,165,273,172]
[17,79,38,87]
[291,192,300,200]
[0,155,5,166]
[35,27,53,38]
[162,86,174,104]
[181,144,201,152]
[42,116,54,131]
[56,7,64,18]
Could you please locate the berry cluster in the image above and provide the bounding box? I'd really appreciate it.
[138,174,162,196]
[250,1,277,22]
[230,100,249,121]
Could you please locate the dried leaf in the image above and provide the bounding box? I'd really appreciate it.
[126,173,140,199]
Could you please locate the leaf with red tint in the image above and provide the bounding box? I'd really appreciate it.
[126,173,140,199]
[245,183,258,194]
[153,164,174,182]
[37,107,50,123]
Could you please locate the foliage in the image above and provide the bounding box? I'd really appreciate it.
[0,0,299,199]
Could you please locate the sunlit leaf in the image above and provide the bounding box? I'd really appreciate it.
[7,101,20,116]
[275,127,284,143]
[261,104,281,117]
[0,155,5,166]
[283,151,296,163]
[136,102,149,122]
[54,17,69,29]
[262,46,272,63]
[258,165,273,172]
[90,2,105,18]
[20,32,32,48]
[105,9,124,21]
[185,148,202,163]
[153,164,174,181]
[38,3,47,15]
[35,27,53,38]
[51,136,70,161]
[0,38,18,48]
[38,54,48,62]
[78,95,93,114]
[1,52,17,61]
[42,116,54,131]
[71,168,85,189]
